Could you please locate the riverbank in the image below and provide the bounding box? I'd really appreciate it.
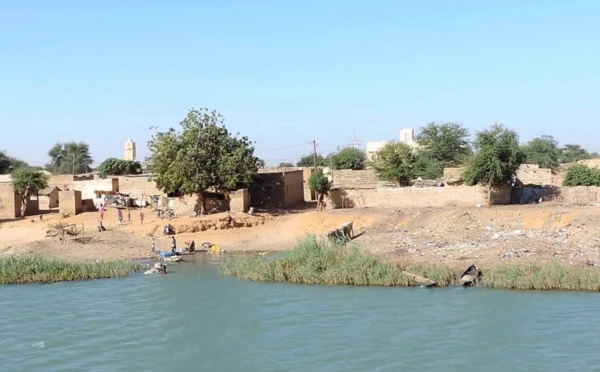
[1,204,600,267]
[221,236,600,291]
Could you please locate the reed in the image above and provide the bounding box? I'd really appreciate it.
[483,262,600,291]
[221,236,454,287]
[0,256,143,284]
[221,235,600,291]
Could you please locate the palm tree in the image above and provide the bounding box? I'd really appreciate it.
[47,142,94,174]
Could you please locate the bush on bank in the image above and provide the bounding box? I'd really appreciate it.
[0,256,143,284]
[220,236,600,291]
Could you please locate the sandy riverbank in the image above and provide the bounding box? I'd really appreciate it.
[1,204,600,267]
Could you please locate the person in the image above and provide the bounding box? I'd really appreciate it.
[171,236,177,254]
[151,240,157,254]
[140,211,145,225]
[127,211,131,222]
[97,220,106,232]
[117,209,123,226]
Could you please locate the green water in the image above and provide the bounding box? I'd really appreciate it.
[2,255,600,371]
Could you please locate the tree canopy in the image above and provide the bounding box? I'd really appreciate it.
[11,167,49,218]
[148,108,259,214]
[308,169,332,195]
[521,135,560,170]
[416,122,472,166]
[297,153,328,167]
[0,151,28,174]
[562,164,600,187]
[463,124,525,204]
[278,162,295,168]
[98,158,142,178]
[330,147,366,170]
[256,158,266,168]
[371,141,418,186]
[46,142,94,174]
[559,144,592,164]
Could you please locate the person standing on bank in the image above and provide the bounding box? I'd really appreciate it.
[171,236,177,255]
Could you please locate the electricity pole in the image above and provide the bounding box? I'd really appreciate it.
[312,140,318,170]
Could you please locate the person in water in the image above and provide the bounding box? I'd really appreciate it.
[171,236,177,254]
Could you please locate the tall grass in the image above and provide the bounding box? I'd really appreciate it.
[221,235,600,291]
[221,236,454,286]
[483,263,600,291]
[0,256,143,284]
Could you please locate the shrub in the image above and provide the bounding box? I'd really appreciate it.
[563,164,600,186]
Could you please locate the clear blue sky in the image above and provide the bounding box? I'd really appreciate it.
[1,0,598,167]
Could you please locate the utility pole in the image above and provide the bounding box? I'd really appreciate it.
[312,140,318,170]
[349,130,361,148]
[72,154,75,176]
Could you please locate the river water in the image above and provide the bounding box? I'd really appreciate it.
[2,255,600,371]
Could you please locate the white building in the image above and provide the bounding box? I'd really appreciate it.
[366,141,389,162]
[124,139,136,161]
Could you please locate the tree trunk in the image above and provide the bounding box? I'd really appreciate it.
[487,184,492,208]
[198,193,207,215]
[19,193,28,218]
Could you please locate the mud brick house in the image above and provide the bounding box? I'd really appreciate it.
[249,169,304,209]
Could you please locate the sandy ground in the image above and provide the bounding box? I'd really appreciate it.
[1,204,600,267]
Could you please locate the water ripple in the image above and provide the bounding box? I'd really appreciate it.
[2,259,600,371]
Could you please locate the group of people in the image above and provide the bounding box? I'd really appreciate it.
[163,224,176,235]
[151,236,178,255]
[96,204,146,232]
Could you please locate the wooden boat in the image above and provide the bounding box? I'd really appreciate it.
[156,251,184,262]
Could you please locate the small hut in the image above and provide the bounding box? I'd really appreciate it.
[38,186,62,209]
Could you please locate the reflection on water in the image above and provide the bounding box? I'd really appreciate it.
[2,255,600,371]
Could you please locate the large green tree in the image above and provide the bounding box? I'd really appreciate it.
[11,167,49,218]
[148,107,259,215]
[46,142,94,174]
[297,153,328,167]
[521,135,560,170]
[0,150,28,174]
[415,122,472,175]
[559,144,592,164]
[330,147,366,170]
[98,158,142,178]
[278,162,295,168]
[463,124,526,206]
[371,141,418,186]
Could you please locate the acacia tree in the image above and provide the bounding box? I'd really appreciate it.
[308,169,332,211]
[148,108,259,215]
[521,135,560,170]
[371,141,418,186]
[46,142,94,174]
[11,167,49,218]
[416,122,472,169]
[0,151,28,174]
[98,158,142,178]
[278,162,295,168]
[462,124,526,206]
[297,154,327,167]
[330,147,366,170]
[559,144,591,164]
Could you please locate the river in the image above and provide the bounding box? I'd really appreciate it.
[2,255,600,371]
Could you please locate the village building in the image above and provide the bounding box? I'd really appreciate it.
[248,169,304,209]
[0,181,40,219]
[38,186,61,209]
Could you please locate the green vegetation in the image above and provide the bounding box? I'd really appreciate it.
[221,236,600,291]
[221,236,413,286]
[414,122,472,179]
[371,141,418,186]
[308,169,331,195]
[521,135,561,171]
[559,144,596,164]
[330,147,366,170]
[463,124,525,205]
[98,158,142,178]
[278,162,295,168]
[0,256,142,284]
[148,107,259,215]
[484,263,600,291]
[0,150,29,174]
[11,167,49,218]
[46,141,94,174]
[297,153,328,167]
[562,163,600,186]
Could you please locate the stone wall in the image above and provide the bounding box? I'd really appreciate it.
[249,170,305,209]
[229,189,249,213]
[543,186,600,204]
[516,164,553,185]
[0,183,18,219]
[284,170,305,206]
[328,169,393,189]
[328,185,513,209]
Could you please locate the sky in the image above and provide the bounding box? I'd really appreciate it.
[1,0,599,167]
